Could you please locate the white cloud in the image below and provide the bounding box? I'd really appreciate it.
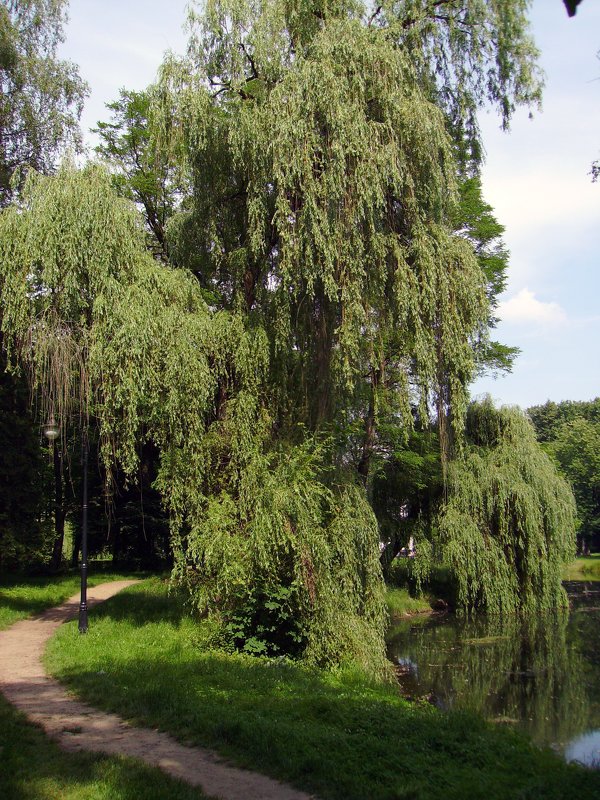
[480,165,600,238]
[498,288,567,325]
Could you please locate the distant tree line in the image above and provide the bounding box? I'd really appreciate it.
[528,399,600,554]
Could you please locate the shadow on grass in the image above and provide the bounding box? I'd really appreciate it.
[87,580,188,626]
[50,632,600,800]
[0,567,156,590]
[0,571,157,628]
[0,592,106,627]
[0,696,209,800]
[0,593,61,616]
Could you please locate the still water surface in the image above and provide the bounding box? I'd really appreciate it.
[387,582,600,767]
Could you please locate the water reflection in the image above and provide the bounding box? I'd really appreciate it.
[565,731,600,767]
[387,582,600,764]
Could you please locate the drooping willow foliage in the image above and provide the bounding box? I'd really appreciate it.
[0,162,388,672]
[438,401,576,615]
[153,0,508,518]
[0,2,570,670]
[147,0,499,655]
[147,0,561,632]
[94,252,387,670]
[0,163,150,435]
[380,0,543,165]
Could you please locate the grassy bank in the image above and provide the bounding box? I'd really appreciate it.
[0,695,208,800]
[0,567,148,630]
[563,554,600,582]
[385,586,432,619]
[45,578,600,800]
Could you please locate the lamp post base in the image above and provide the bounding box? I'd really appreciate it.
[79,560,88,634]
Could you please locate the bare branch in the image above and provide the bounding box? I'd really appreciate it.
[368,5,382,27]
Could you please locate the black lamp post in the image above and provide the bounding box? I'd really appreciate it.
[79,428,88,633]
[42,419,62,570]
[43,419,88,633]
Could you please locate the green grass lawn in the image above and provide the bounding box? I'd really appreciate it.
[0,567,148,630]
[563,554,600,582]
[0,570,209,800]
[45,578,600,800]
[385,586,432,619]
[0,695,210,800]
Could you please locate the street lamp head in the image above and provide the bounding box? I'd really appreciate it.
[43,420,60,441]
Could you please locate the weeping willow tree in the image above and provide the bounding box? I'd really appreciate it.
[151,0,544,478]
[94,238,388,670]
[0,163,153,435]
[0,163,161,568]
[108,0,543,476]
[1,2,561,668]
[155,0,503,478]
[438,401,576,615]
[143,0,553,635]
[104,0,557,651]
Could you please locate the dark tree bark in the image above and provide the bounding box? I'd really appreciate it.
[312,289,334,427]
[357,365,381,481]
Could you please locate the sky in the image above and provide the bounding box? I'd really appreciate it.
[59,0,600,410]
[472,1,600,409]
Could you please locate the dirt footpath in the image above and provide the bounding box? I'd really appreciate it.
[0,581,315,800]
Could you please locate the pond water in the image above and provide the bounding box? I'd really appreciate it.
[387,581,600,767]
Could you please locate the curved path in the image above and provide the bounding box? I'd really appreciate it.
[0,580,314,800]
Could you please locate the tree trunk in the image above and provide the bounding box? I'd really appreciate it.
[379,533,404,576]
[357,365,381,481]
[312,290,334,427]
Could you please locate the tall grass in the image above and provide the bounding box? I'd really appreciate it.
[385,587,432,619]
[563,555,600,582]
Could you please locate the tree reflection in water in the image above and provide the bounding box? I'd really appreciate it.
[387,588,600,757]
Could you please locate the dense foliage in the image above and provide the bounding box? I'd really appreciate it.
[528,398,600,443]
[0,0,87,205]
[0,355,51,569]
[439,402,576,613]
[529,399,600,552]
[94,89,175,260]
[0,1,578,665]
[0,0,87,569]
